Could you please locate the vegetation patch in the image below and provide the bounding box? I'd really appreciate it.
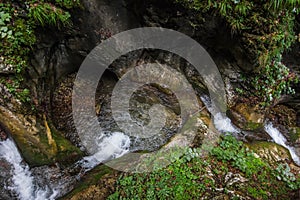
[175,0,300,105]
[108,135,300,199]
[0,0,80,104]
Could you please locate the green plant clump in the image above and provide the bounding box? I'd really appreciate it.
[0,0,80,103]
[108,135,300,199]
[175,0,300,105]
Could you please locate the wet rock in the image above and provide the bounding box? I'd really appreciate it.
[164,114,207,149]
[31,165,78,198]
[249,141,300,175]
[52,74,79,146]
[0,126,7,141]
[60,165,118,200]
[0,105,82,167]
[247,141,292,164]
[0,158,13,200]
[241,130,271,143]
[95,75,183,152]
[228,103,265,131]
[30,0,140,87]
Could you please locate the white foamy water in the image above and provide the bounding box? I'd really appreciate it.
[0,139,58,200]
[79,132,130,170]
[213,112,239,133]
[200,95,239,133]
[264,122,300,165]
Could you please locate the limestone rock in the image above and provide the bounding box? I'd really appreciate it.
[248,141,291,164]
[228,103,265,131]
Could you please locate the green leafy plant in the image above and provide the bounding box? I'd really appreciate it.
[54,0,81,9]
[108,135,300,199]
[175,0,300,105]
[0,0,80,104]
[211,135,266,177]
[29,3,72,27]
[274,163,300,190]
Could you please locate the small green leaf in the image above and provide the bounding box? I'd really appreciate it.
[0,26,8,32]
[1,32,7,38]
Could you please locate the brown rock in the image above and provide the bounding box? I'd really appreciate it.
[228,103,265,131]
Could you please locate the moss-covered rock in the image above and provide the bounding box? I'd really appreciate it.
[59,165,118,200]
[228,103,265,131]
[247,141,291,164]
[289,127,300,143]
[0,106,82,167]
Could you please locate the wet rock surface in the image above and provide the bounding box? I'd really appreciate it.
[228,103,265,131]
[0,128,12,199]
[52,74,79,147]
[2,0,300,199]
[0,126,7,141]
[0,159,13,200]
[31,165,78,198]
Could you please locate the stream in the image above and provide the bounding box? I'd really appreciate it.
[264,122,300,165]
[0,139,58,200]
[1,93,300,199]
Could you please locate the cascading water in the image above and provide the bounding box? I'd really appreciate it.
[2,86,300,199]
[0,132,131,200]
[0,77,183,199]
[78,131,130,170]
[201,95,300,165]
[200,95,239,133]
[264,122,300,165]
[0,139,58,200]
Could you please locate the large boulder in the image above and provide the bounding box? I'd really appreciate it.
[0,105,82,167]
[228,103,265,131]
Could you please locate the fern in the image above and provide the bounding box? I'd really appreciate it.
[29,3,71,27]
[270,0,300,11]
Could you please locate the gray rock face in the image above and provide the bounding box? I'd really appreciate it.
[0,128,12,199]
[30,0,140,85]
[0,158,13,200]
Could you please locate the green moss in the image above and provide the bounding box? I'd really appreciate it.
[289,127,300,143]
[17,137,53,166]
[21,124,83,167]
[48,122,83,166]
[59,165,115,200]
[0,111,83,167]
[244,121,264,130]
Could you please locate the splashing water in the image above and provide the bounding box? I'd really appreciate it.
[79,132,130,170]
[213,112,239,133]
[0,132,130,199]
[200,95,239,133]
[0,139,58,200]
[264,122,300,165]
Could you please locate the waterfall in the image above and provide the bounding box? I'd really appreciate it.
[200,95,239,133]
[0,132,130,199]
[78,131,130,171]
[264,122,300,165]
[0,139,58,200]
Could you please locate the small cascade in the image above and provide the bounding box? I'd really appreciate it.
[0,139,58,200]
[264,122,300,165]
[78,132,130,171]
[213,112,240,133]
[200,95,239,133]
